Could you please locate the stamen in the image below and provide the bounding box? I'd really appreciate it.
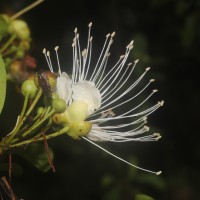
[43,48,53,72]
[47,51,53,72]
[90,32,114,81]
[82,136,161,175]
[54,46,62,76]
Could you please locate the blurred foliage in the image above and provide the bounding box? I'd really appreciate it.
[0,0,200,199]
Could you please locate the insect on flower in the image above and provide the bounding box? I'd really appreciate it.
[43,22,164,175]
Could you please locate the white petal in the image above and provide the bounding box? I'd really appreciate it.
[56,72,72,102]
[72,80,101,115]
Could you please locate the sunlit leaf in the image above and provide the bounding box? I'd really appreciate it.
[0,55,6,114]
[15,143,54,173]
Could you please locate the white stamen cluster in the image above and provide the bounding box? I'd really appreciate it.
[43,22,164,175]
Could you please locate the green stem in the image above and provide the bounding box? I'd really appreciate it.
[2,47,18,57]
[10,126,69,148]
[0,35,16,54]
[21,109,55,138]
[19,94,29,121]
[5,89,42,144]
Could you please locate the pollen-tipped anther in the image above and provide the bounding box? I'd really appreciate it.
[111,32,115,37]
[144,126,150,131]
[130,40,134,46]
[106,53,111,57]
[156,171,162,175]
[146,67,150,71]
[150,79,155,82]
[43,48,46,54]
[54,46,59,51]
[158,100,164,106]
[106,33,110,38]
[127,63,132,67]
[74,27,78,33]
[135,59,139,63]
[82,49,87,57]
[88,22,92,27]
[153,89,158,93]
[153,133,162,141]
[47,51,50,57]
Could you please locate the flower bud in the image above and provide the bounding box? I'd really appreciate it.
[52,98,66,113]
[67,101,89,121]
[19,40,30,51]
[67,121,92,139]
[36,107,45,116]
[43,92,59,106]
[16,49,25,58]
[8,19,30,40]
[21,79,38,99]
[34,71,57,96]
[52,112,69,125]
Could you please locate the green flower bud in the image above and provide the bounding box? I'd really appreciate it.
[19,40,30,51]
[16,49,25,58]
[67,121,92,139]
[36,107,45,116]
[8,19,30,40]
[52,98,66,113]
[21,79,38,99]
[43,92,59,106]
[52,112,69,125]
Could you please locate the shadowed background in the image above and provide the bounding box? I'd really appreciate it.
[0,0,200,199]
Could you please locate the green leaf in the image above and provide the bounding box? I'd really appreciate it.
[135,194,154,200]
[15,143,54,173]
[0,15,9,41]
[0,54,6,114]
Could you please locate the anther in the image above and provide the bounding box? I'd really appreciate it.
[106,33,111,38]
[74,27,78,33]
[127,63,132,67]
[106,53,111,57]
[88,22,92,27]
[134,59,139,63]
[153,89,158,93]
[156,171,162,175]
[158,101,164,106]
[130,40,134,45]
[146,67,150,71]
[111,32,116,37]
[43,48,46,54]
[54,46,59,51]
[150,79,155,82]
[144,126,150,131]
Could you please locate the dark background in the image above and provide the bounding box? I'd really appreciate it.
[0,0,200,199]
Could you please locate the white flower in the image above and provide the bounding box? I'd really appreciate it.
[43,22,163,175]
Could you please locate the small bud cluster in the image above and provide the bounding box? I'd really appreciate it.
[0,13,34,83]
